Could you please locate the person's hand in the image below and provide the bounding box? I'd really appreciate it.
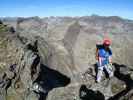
[109,63,112,66]
[108,63,113,71]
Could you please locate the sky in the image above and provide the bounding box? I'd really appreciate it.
[0,0,133,20]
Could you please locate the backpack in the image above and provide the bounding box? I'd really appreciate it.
[95,44,104,60]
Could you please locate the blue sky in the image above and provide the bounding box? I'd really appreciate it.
[0,0,133,20]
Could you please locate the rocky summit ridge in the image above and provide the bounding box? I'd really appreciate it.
[0,16,133,100]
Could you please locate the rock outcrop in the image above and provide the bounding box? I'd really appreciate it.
[0,16,133,100]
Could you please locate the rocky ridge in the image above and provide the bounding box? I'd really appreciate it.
[0,16,133,100]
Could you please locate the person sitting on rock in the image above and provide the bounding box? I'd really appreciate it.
[96,39,114,83]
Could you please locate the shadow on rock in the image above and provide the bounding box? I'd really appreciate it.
[27,40,38,52]
[79,85,105,100]
[33,64,71,100]
[108,63,133,100]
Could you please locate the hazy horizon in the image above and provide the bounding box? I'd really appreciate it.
[0,0,133,20]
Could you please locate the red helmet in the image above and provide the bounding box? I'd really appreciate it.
[103,39,111,46]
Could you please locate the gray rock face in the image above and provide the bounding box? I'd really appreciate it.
[0,16,133,100]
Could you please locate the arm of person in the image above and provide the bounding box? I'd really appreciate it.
[108,48,112,64]
[109,56,112,64]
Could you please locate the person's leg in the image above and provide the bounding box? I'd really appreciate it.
[104,64,113,78]
[96,66,103,83]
